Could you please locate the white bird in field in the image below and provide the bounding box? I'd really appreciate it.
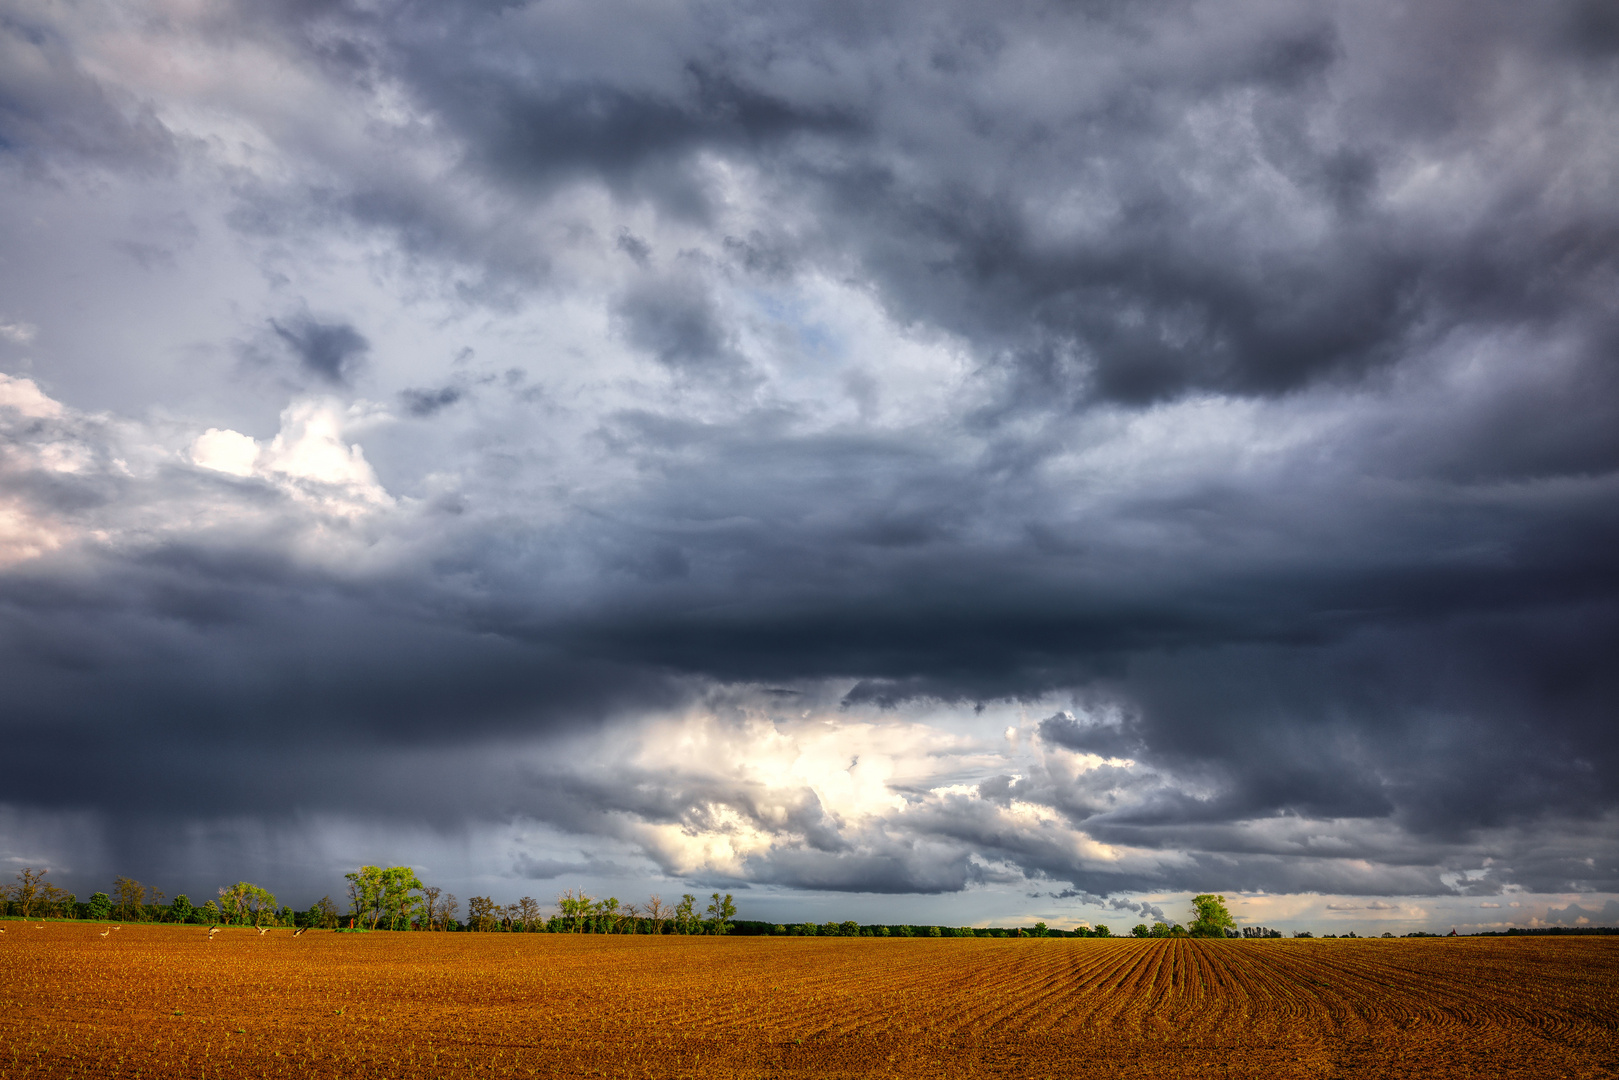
[293,927,306,937]
[207,927,220,939]
[33,924,43,930]
[113,925,122,931]
[257,926,270,936]
[99,927,111,939]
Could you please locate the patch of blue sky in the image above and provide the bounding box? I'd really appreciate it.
[745,287,843,363]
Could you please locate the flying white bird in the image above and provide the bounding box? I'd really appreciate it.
[293,927,306,937]
[257,926,270,936]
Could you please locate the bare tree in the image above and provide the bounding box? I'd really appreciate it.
[467,896,496,932]
[422,886,442,931]
[41,883,71,919]
[11,869,72,920]
[5,868,47,919]
[620,902,641,934]
[644,894,670,936]
[516,896,542,932]
[441,893,459,930]
[313,896,340,929]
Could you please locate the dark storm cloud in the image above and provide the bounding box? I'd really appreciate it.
[271,315,370,383]
[2,0,1618,908]
[1037,712,1143,759]
[614,275,748,380]
[457,70,859,198]
[270,0,1619,406]
[400,385,463,417]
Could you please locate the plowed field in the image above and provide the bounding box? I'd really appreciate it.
[2,926,1616,1079]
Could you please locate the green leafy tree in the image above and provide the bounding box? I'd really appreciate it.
[1189,894,1236,938]
[217,882,277,926]
[1149,922,1171,938]
[169,895,193,924]
[217,883,245,926]
[216,880,276,926]
[88,892,112,921]
[1093,924,1111,938]
[707,893,738,935]
[345,866,384,928]
[1131,924,1149,937]
[674,894,698,935]
[199,900,222,925]
[557,889,593,932]
[378,867,424,930]
[1032,922,1049,937]
[113,877,146,922]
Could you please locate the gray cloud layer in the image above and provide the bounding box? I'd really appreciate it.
[0,0,1615,913]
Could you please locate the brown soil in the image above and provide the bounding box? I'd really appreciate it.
[2,925,1616,1078]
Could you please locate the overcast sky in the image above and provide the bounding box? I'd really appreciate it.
[2,0,1616,934]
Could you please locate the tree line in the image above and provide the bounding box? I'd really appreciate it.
[0,864,1111,935]
[0,868,319,928]
[3,873,1376,940]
